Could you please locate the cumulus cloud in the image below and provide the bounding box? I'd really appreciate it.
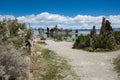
[0,15,15,21]
[0,12,120,29]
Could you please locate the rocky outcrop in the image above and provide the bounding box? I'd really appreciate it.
[90,26,96,50]
[17,28,25,37]
[100,17,113,35]
[100,17,105,35]
[47,27,50,34]
[48,25,72,35]
[38,27,44,38]
[25,27,35,55]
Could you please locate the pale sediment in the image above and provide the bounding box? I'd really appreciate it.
[45,40,120,80]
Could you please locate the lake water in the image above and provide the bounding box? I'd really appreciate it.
[34,29,100,40]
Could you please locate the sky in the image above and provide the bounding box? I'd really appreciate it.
[0,0,120,29]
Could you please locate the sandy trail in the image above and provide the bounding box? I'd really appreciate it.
[45,40,120,80]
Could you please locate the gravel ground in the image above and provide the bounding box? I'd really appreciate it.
[45,40,120,80]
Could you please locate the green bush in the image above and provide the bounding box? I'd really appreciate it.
[37,41,46,45]
[53,35,63,41]
[25,28,34,40]
[114,31,120,44]
[113,55,120,76]
[95,34,116,50]
[73,34,90,49]
[14,37,25,48]
[41,37,46,40]
[8,19,25,37]
[73,33,117,51]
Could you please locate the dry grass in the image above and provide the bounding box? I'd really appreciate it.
[113,55,120,78]
[31,41,79,80]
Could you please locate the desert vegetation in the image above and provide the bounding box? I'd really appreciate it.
[113,55,120,77]
[113,31,120,78]
[72,34,90,49]
[0,18,78,80]
[73,17,120,51]
[31,39,79,80]
[0,18,32,79]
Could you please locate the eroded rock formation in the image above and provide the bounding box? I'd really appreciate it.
[48,25,72,35]
[100,17,113,35]
[38,27,44,38]
[90,26,96,49]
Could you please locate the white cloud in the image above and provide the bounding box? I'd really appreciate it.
[0,15,15,21]
[108,15,120,23]
[0,12,120,29]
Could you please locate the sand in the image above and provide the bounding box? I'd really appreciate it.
[45,40,120,80]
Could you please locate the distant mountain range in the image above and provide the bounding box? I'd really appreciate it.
[33,28,120,31]
[73,28,120,31]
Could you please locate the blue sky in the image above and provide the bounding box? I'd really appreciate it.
[0,0,120,16]
[0,0,120,29]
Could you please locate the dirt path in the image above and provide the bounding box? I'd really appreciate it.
[45,40,120,80]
